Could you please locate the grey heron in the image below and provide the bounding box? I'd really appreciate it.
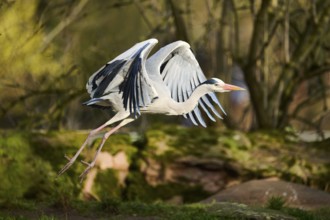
[58,38,244,180]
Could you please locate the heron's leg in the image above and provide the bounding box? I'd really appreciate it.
[58,112,130,176]
[79,117,135,181]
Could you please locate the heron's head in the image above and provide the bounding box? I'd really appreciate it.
[202,78,245,93]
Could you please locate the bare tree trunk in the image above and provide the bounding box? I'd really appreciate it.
[274,2,330,128]
[216,0,235,128]
[243,0,272,128]
[167,0,190,42]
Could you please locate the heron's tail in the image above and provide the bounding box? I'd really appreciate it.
[83,98,112,109]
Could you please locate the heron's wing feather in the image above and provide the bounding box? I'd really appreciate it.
[154,41,224,127]
[86,39,158,117]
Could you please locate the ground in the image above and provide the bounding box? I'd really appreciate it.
[1,199,330,220]
[0,127,329,219]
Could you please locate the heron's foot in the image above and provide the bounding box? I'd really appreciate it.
[58,155,76,176]
[79,160,95,182]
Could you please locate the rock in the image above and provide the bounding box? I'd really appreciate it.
[141,156,239,192]
[83,151,130,199]
[96,151,129,186]
[208,202,297,220]
[166,195,183,205]
[201,178,330,209]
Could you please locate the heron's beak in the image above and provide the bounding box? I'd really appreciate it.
[223,83,245,91]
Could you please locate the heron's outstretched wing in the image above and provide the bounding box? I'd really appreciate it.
[85,39,159,117]
[149,41,225,127]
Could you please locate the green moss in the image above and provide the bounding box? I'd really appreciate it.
[0,130,85,207]
[1,199,329,220]
[50,176,82,209]
[0,128,329,206]
[0,133,30,200]
[283,207,330,220]
[0,199,37,210]
[102,133,136,157]
[0,132,55,201]
[38,215,58,220]
[72,200,220,219]
[266,196,287,210]
[123,172,210,203]
[93,169,122,200]
[28,130,86,170]
[117,202,218,220]
[166,127,219,157]
[143,126,330,193]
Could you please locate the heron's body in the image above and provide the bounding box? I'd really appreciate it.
[59,38,244,180]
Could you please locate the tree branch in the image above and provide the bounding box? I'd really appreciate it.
[243,0,272,128]
[272,3,330,127]
[167,0,189,42]
[40,0,89,52]
[291,86,330,119]
[134,0,154,31]
[299,65,330,82]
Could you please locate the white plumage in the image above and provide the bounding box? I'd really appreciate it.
[59,38,244,180]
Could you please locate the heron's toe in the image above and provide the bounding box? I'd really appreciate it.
[80,160,90,166]
[64,155,71,161]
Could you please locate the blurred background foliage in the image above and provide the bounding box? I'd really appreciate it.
[0,1,330,216]
[0,0,329,132]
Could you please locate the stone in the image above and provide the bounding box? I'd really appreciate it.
[141,155,236,192]
[83,151,130,199]
[201,178,330,209]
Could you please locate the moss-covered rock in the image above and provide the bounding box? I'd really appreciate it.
[1,199,330,220]
[142,125,330,193]
[0,131,55,201]
[0,127,329,205]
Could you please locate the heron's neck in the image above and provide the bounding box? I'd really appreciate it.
[175,85,210,115]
